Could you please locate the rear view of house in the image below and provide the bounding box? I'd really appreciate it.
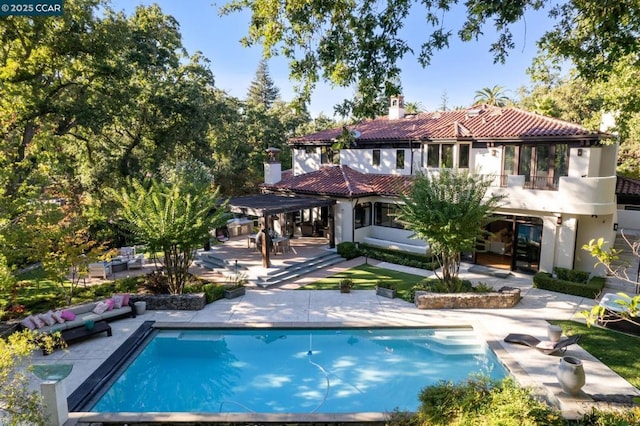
[262,96,617,274]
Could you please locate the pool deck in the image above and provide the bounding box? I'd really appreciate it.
[31,257,640,424]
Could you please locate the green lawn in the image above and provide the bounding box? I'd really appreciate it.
[298,264,426,301]
[550,319,640,389]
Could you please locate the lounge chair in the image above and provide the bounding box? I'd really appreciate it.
[503,333,581,355]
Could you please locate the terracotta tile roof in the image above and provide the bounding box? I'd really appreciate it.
[290,105,603,144]
[616,175,640,197]
[261,165,411,197]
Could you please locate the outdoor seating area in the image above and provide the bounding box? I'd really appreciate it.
[87,246,145,278]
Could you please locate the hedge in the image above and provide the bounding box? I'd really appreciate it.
[359,243,439,270]
[533,272,606,298]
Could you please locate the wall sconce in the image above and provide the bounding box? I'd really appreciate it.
[614,223,619,231]
[591,214,598,219]
[491,149,498,157]
[577,148,583,156]
[556,216,563,225]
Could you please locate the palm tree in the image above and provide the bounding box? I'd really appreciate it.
[404,101,424,114]
[474,85,510,107]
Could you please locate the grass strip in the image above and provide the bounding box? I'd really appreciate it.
[298,264,426,300]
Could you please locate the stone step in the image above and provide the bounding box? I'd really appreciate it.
[256,253,345,288]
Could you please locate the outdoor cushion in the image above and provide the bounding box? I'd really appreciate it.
[92,302,109,315]
[60,310,76,321]
[39,311,56,326]
[20,316,36,330]
[51,310,65,323]
[111,294,124,309]
[69,303,96,315]
[31,314,45,329]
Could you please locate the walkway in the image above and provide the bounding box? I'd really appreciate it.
[31,258,640,424]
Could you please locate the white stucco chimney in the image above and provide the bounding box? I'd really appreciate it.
[264,147,282,185]
[389,95,405,120]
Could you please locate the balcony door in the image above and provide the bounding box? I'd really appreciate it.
[502,144,569,190]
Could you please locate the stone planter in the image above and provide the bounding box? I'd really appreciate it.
[224,286,246,299]
[414,286,521,309]
[376,286,397,299]
[557,356,585,396]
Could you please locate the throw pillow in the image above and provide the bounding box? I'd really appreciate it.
[92,301,109,315]
[51,310,65,324]
[105,299,114,311]
[116,293,130,306]
[20,316,36,330]
[31,314,45,329]
[60,310,76,321]
[39,311,56,326]
[111,294,124,309]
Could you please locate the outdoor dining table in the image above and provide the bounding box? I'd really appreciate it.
[272,236,290,254]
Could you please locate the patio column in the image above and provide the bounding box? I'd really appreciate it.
[259,216,271,268]
[328,206,335,248]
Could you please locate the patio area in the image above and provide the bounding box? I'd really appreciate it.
[29,256,640,424]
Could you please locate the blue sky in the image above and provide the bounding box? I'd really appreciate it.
[109,0,552,116]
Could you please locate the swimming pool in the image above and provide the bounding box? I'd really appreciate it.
[85,326,507,415]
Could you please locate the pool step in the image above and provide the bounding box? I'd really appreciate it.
[370,329,486,355]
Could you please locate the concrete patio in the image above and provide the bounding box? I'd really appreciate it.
[29,254,640,424]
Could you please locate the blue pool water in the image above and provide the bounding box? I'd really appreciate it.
[91,327,507,414]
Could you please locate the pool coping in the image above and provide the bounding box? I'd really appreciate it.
[67,321,514,424]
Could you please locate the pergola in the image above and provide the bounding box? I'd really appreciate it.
[226,193,337,267]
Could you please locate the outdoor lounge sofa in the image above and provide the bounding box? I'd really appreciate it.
[503,333,581,355]
[19,296,136,335]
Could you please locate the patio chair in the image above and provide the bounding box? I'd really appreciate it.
[503,333,581,356]
[88,262,111,279]
[127,254,144,270]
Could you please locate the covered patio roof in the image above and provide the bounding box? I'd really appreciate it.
[226,193,336,217]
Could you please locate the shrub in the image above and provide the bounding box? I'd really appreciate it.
[202,284,225,303]
[376,280,397,290]
[336,242,360,259]
[339,278,353,292]
[359,243,439,270]
[533,272,605,298]
[418,376,564,426]
[419,277,474,293]
[553,267,590,284]
[474,282,494,293]
[143,270,170,294]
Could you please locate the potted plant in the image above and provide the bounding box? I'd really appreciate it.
[224,273,247,299]
[376,281,397,299]
[339,278,353,293]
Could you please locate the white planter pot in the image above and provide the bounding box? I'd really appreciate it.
[557,356,585,396]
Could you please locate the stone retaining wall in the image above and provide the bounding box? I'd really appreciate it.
[415,286,521,309]
[130,293,206,311]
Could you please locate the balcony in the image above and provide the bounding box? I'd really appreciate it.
[488,174,616,215]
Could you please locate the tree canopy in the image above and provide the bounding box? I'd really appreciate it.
[396,169,504,286]
[220,0,640,118]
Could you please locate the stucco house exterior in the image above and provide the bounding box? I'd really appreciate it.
[260,96,618,274]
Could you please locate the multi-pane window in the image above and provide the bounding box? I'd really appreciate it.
[321,146,338,164]
[372,149,380,166]
[354,202,372,229]
[396,149,405,169]
[374,202,404,229]
[458,144,470,168]
[425,143,454,168]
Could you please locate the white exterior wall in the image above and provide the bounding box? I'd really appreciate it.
[574,214,617,273]
[340,148,412,175]
[617,207,640,231]
[554,217,578,270]
[335,199,352,244]
[293,148,322,175]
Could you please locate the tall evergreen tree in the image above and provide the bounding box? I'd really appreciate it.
[246,59,280,109]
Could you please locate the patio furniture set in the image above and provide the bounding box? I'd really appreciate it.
[88,246,145,279]
[247,233,291,254]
